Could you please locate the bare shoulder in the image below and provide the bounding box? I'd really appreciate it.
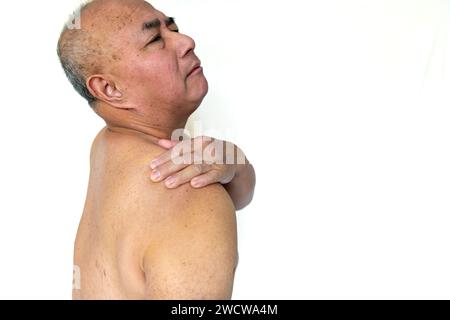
[93,127,236,222]
[92,127,164,166]
[88,127,175,227]
[94,126,237,240]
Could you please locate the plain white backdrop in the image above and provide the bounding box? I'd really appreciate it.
[0,0,449,299]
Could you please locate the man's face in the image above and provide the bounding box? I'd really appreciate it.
[99,1,208,114]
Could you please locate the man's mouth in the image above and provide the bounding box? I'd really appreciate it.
[187,63,202,77]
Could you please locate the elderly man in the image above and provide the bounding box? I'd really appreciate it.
[57,0,255,299]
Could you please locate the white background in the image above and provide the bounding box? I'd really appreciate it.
[0,0,449,299]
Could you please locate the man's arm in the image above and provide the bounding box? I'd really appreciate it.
[141,183,238,299]
[223,163,256,210]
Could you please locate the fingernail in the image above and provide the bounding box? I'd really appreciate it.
[165,176,175,187]
[151,170,160,181]
[191,179,201,187]
[150,160,158,169]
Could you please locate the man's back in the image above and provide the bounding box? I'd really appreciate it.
[73,127,238,299]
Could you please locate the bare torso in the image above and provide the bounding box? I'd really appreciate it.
[72,127,237,299]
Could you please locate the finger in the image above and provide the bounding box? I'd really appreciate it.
[165,163,212,188]
[157,139,178,150]
[190,170,222,188]
[151,136,214,169]
[177,136,214,159]
[150,142,185,169]
[150,154,190,182]
[190,136,217,164]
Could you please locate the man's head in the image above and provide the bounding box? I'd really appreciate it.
[57,0,208,129]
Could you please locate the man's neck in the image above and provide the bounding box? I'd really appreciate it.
[95,102,189,143]
[106,123,184,144]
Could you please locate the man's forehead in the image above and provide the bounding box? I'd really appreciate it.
[83,0,162,32]
[116,0,162,24]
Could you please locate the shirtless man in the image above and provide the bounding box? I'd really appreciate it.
[57,0,255,299]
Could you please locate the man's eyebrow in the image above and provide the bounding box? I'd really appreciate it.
[142,17,176,31]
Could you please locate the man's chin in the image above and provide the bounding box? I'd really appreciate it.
[190,78,209,102]
[185,90,208,114]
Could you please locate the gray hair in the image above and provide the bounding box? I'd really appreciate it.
[56,1,100,108]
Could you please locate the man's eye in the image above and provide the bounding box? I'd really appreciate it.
[146,30,179,46]
[149,35,162,44]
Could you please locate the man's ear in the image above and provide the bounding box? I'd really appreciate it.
[86,75,123,103]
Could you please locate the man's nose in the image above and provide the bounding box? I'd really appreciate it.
[174,32,196,58]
